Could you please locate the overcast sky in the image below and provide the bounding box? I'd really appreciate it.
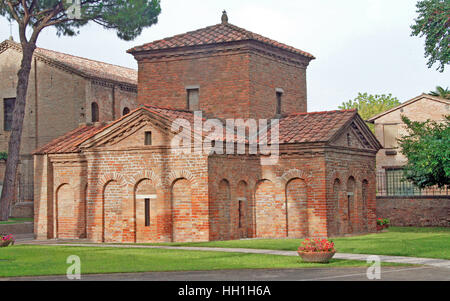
[1,0,449,112]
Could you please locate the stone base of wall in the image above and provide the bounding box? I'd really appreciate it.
[11,202,34,218]
[376,196,450,227]
[0,222,34,235]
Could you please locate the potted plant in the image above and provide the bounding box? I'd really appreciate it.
[376,218,390,231]
[297,238,336,263]
[0,234,15,247]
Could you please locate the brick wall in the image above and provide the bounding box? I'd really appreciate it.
[249,52,307,119]
[136,48,308,120]
[35,145,378,242]
[137,50,251,119]
[206,148,376,241]
[377,196,450,227]
[325,149,378,236]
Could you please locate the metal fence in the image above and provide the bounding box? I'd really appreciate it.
[376,171,449,197]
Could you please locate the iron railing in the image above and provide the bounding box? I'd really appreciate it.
[376,171,449,197]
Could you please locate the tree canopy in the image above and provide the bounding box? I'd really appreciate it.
[398,115,450,189]
[410,0,450,72]
[429,86,450,99]
[0,1,161,42]
[338,93,401,132]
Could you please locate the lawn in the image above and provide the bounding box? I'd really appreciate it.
[0,218,33,225]
[141,227,450,260]
[0,245,403,278]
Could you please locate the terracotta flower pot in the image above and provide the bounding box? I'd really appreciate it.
[297,251,336,263]
[0,240,12,247]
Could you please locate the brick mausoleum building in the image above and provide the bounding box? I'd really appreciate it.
[0,39,137,217]
[33,12,381,242]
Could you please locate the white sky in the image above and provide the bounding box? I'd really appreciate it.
[1,0,449,112]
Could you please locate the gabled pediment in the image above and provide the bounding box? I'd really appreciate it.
[79,108,178,150]
[329,114,382,151]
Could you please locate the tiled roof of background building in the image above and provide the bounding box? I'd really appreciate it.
[128,22,315,59]
[1,40,137,86]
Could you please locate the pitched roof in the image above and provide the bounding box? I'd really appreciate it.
[0,39,137,86]
[34,106,360,155]
[367,94,450,123]
[33,123,107,155]
[127,22,315,59]
[263,110,358,144]
[33,105,199,155]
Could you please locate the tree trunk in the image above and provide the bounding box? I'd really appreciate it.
[0,42,36,221]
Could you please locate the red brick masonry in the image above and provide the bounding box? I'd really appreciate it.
[377,197,450,227]
[33,16,381,243]
[33,106,381,242]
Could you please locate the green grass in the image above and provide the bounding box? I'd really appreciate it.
[0,245,404,278]
[138,227,450,260]
[0,218,33,225]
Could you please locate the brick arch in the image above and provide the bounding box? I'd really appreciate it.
[236,180,249,198]
[130,170,163,188]
[55,183,73,239]
[214,179,231,240]
[134,178,158,243]
[98,172,129,188]
[278,169,311,186]
[328,170,344,185]
[361,179,369,232]
[171,178,192,242]
[235,179,253,239]
[285,178,308,238]
[167,170,197,187]
[329,178,343,236]
[346,176,356,234]
[102,180,124,243]
[254,179,286,238]
[237,176,258,193]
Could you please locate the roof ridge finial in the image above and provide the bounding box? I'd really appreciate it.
[221,10,228,24]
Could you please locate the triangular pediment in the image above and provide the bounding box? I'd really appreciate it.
[79,108,185,151]
[329,114,381,151]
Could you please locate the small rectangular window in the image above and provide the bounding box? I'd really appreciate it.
[383,124,398,148]
[276,91,283,115]
[238,200,243,229]
[4,98,15,131]
[187,88,199,111]
[145,131,152,146]
[145,198,150,227]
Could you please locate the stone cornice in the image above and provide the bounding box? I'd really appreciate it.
[132,40,312,68]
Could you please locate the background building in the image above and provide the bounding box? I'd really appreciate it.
[368,93,450,227]
[0,39,138,217]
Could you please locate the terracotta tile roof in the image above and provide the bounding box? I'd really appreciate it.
[34,107,356,155]
[33,124,107,155]
[128,22,315,59]
[33,105,198,155]
[263,110,357,144]
[142,105,244,142]
[142,105,199,124]
[1,40,137,86]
